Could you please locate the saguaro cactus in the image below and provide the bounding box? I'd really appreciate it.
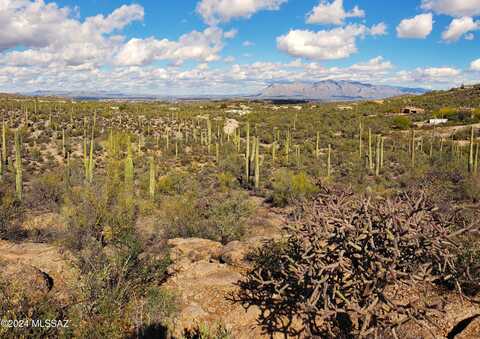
[380,136,385,169]
[316,131,320,159]
[149,156,156,200]
[375,136,381,176]
[245,122,250,181]
[207,118,212,153]
[327,144,332,178]
[254,138,260,189]
[295,145,301,168]
[474,142,479,174]
[62,128,66,159]
[285,130,290,163]
[368,128,373,170]
[125,138,134,191]
[468,126,475,173]
[2,119,7,166]
[64,152,71,189]
[359,120,363,158]
[410,130,416,168]
[272,141,277,164]
[14,130,22,201]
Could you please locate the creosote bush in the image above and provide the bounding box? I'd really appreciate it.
[28,172,65,211]
[236,187,475,338]
[269,169,318,207]
[0,187,24,240]
[162,190,253,244]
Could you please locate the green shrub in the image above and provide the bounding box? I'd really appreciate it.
[392,115,412,130]
[157,170,193,195]
[0,277,66,338]
[0,188,25,240]
[162,190,252,244]
[28,172,65,211]
[269,169,318,207]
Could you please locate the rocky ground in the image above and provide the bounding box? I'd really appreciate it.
[1,198,479,338]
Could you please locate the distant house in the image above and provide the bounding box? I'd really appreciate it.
[428,118,448,126]
[402,106,425,114]
[337,105,353,111]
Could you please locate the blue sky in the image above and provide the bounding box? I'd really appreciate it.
[0,0,479,94]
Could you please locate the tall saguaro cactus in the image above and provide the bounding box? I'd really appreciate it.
[254,138,260,189]
[368,128,373,170]
[0,121,4,180]
[149,156,156,200]
[125,138,134,192]
[207,118,212,153]
[327,144,332,178]
[2,119,7,166]
[468,126,475,173]
[410,130,416,168]
[375,136,381,176]
[14,130,22,201]
[245,122,250,181]
[359,120,363,158]
[87,113,96,183]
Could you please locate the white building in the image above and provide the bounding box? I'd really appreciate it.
[428,119,448,126]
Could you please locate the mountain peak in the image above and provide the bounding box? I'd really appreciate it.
[258,80,426,101]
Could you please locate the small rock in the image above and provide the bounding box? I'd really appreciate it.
[168,238,223,264]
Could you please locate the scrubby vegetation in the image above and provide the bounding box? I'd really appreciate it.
[0,85,479,337]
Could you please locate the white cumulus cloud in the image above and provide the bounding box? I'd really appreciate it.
[396,13,433,39]
[196,0,287,25]
[115,27,226,66]
[442,17,479,42]
[471,59,480,71]
[0,1,144,67]
[306,0,365,25]
[421,0,480,17]
[277,24,384,60]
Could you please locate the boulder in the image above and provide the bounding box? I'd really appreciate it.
[220,236,270,268]
[21,213,66,235]
[167,238,223,271]
[0,240,78,303]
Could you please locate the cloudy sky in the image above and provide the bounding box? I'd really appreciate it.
[1,0,479,95]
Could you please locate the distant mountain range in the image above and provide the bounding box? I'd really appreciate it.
[256,80,427,101]
[20,80,427,101]
[23,90,162,100]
